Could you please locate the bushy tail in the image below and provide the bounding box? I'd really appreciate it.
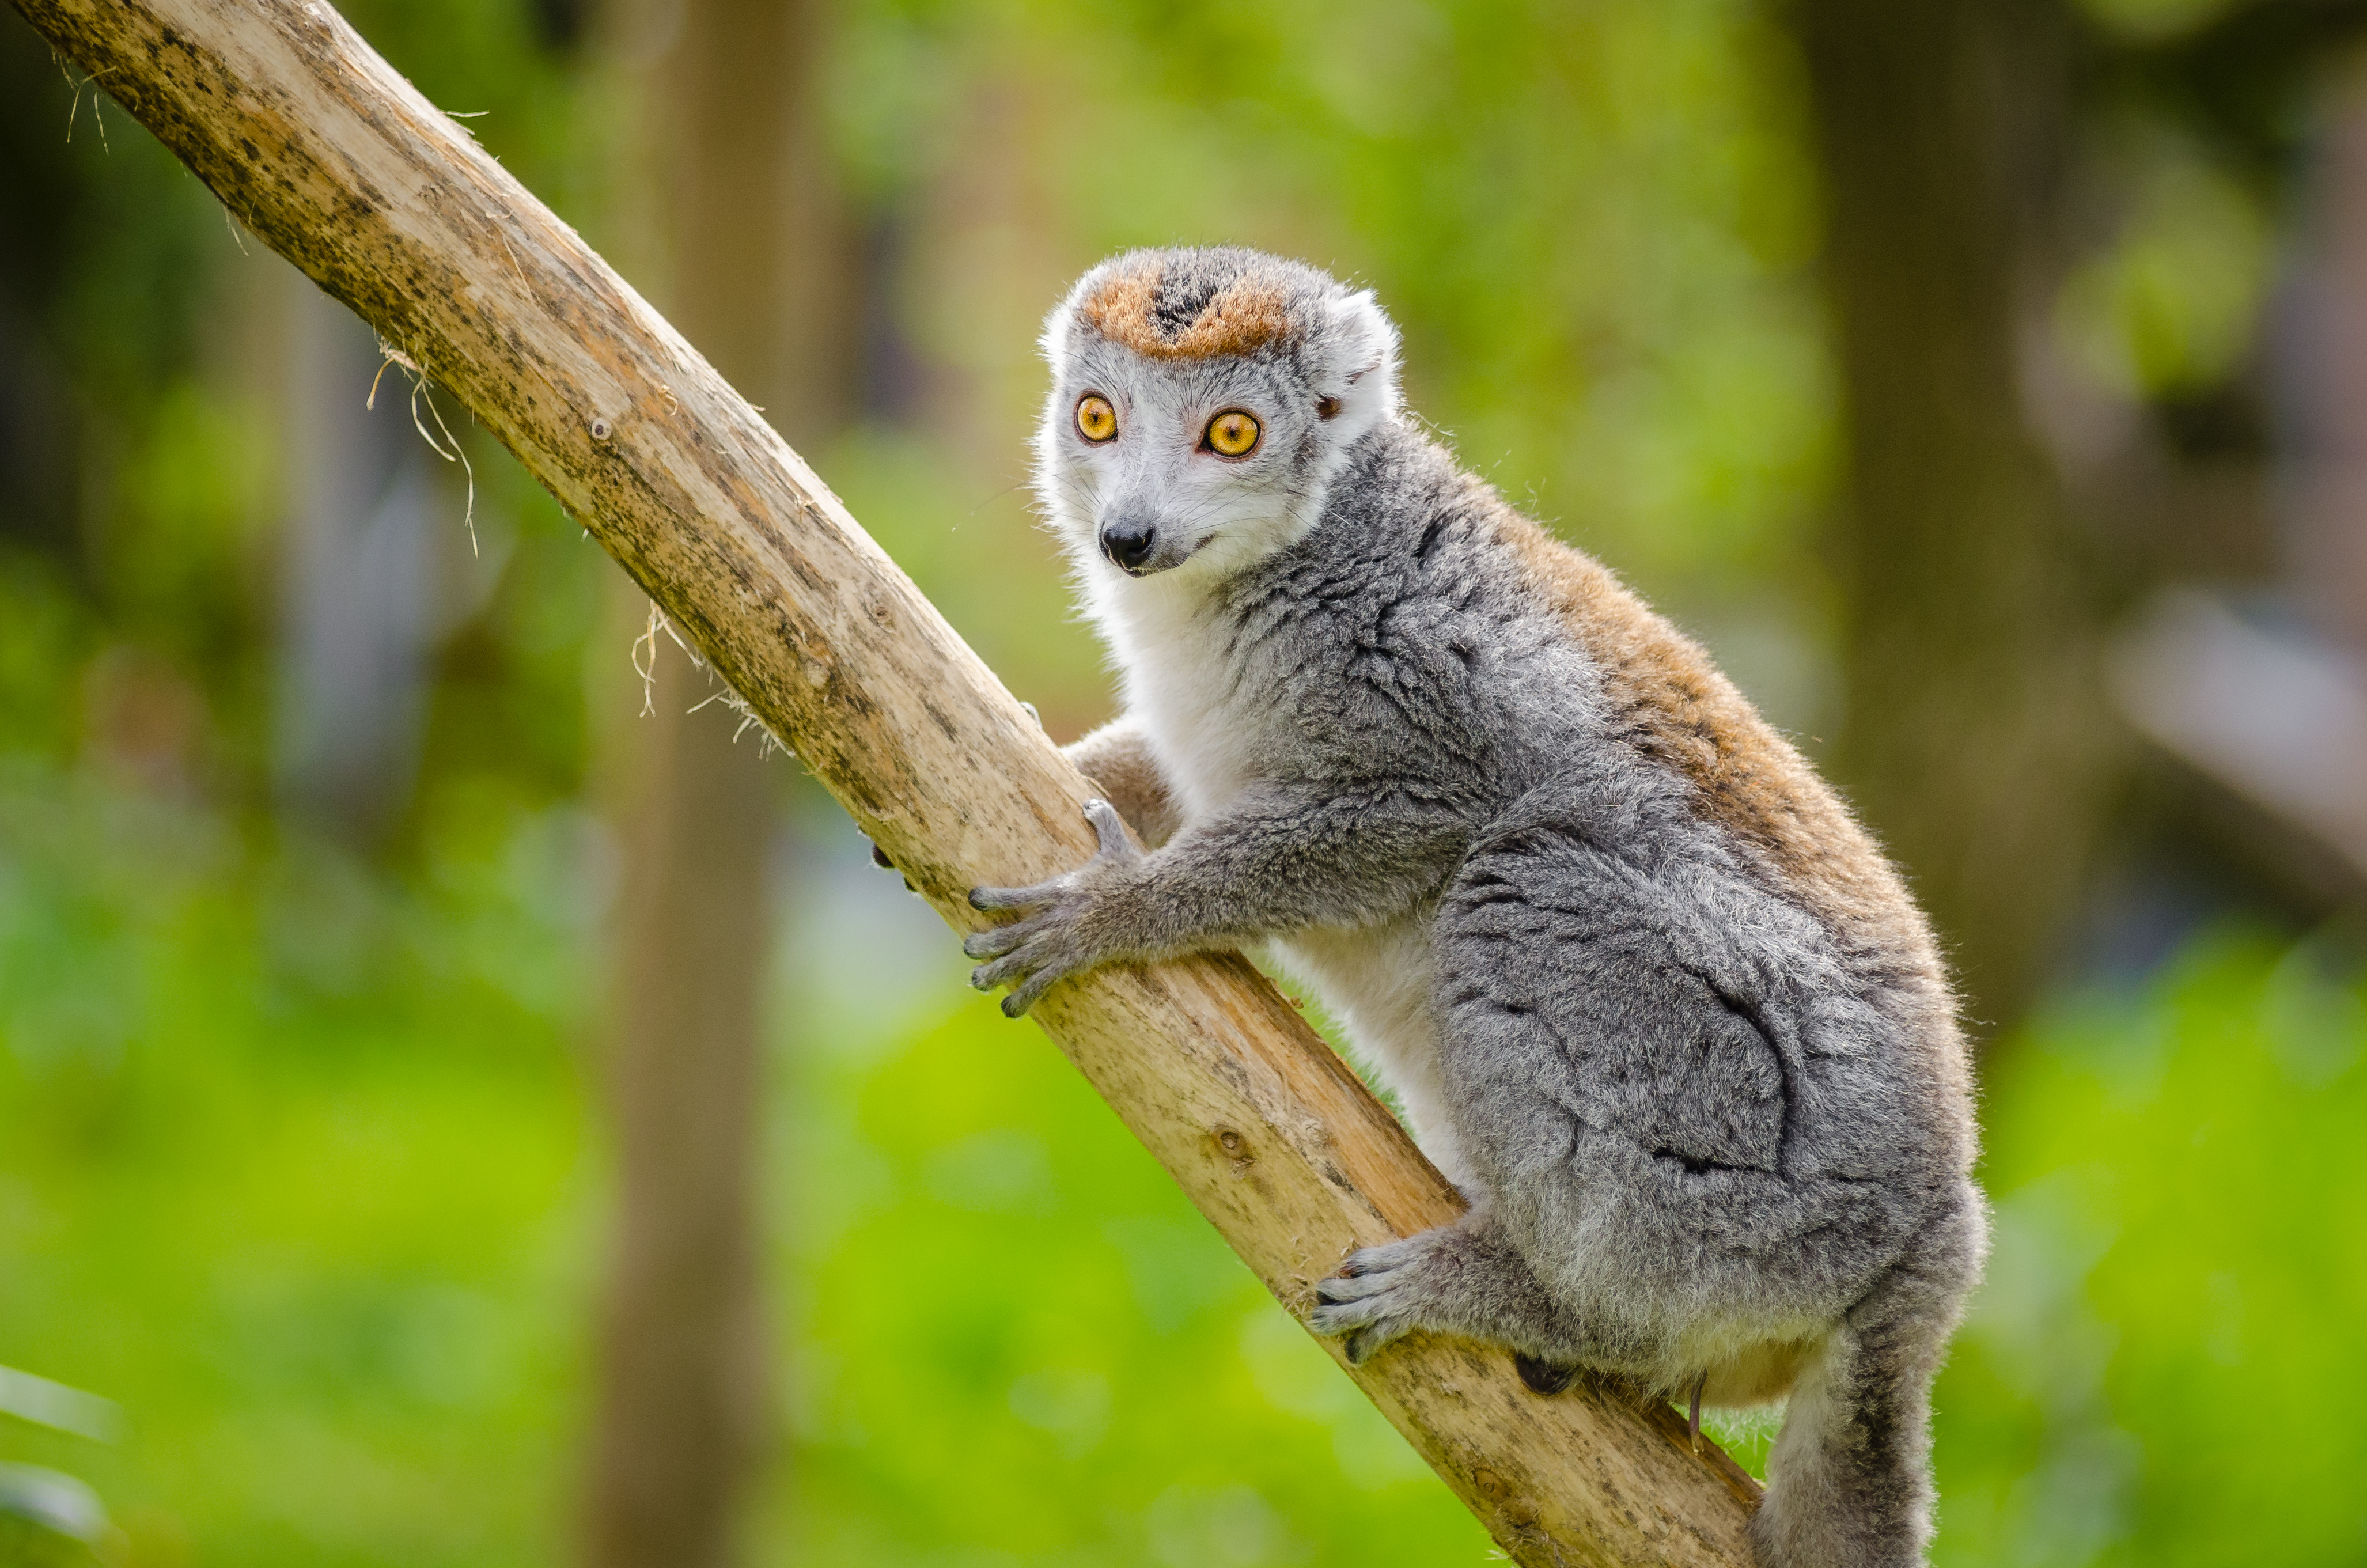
[1750,1205,1985,1568]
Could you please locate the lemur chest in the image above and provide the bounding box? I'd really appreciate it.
[1119,626,1275,822]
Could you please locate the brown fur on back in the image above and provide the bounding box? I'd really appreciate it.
[1495,503,1946,991]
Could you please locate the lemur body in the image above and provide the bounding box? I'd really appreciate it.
[962,248,1986,1568]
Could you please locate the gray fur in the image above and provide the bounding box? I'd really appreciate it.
[963,248,1985,1568]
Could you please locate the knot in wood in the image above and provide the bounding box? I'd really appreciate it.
[1471,1468,1538,1525]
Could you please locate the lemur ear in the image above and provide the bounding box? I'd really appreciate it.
[1311,287,1400,430]
[1040,281,1086,378]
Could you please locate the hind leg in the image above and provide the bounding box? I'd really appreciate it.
[1308,1204,1618,1378]
[1749,1200,1985,1568]
[1316,813,1842,1377]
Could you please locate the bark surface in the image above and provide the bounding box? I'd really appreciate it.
[8,1,1762,1559]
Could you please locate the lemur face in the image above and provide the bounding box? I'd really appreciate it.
[1036,248,1399,585]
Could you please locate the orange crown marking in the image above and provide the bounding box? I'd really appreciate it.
[1080,264,1296,359]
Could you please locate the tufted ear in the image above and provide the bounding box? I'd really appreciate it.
[1309,286,1401,433]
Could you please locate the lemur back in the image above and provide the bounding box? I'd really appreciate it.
[961,247,1986,1568]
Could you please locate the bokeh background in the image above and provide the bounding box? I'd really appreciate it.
[4,0,2366,1563]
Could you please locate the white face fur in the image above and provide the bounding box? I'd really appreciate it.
[1032,276,1402,600]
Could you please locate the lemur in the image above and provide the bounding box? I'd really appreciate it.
[957,247,1986,1568]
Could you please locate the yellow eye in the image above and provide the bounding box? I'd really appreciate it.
[1075,394,1118,442]
[1205,410,1260,457]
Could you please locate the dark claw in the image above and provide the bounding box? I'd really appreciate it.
[1514,1354,1580,1396]
[1343,1330,1379,1365]
[1000,994,1027,1018]
[968,887,989,910]
[870,842,895,870]
[1315,1280,1350,1305]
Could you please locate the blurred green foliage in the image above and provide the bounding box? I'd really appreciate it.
[1933,928,2367,1566]
[0,766,599,1565]
[2055,127,2274,400]
[4,0,2366,1562]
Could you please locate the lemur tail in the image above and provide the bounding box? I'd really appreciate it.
[1749,1207,1984,1568]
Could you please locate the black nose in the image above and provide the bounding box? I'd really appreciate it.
[1100,521,1156,571]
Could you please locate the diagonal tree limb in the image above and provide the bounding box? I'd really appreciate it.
[6,1,1762,1559]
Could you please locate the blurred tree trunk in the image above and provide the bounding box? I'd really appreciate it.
[1789,0,2111,1027]
[590,626,774,1568]
[2290,58,2367,655]
[585,0,846,1561]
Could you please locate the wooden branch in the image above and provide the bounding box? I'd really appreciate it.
[9,2,1761,1559]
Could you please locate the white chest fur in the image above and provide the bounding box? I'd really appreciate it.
[1092,577,1465,1186]
[1094,580,1266,821]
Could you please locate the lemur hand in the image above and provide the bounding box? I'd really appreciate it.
[963,799,1143,1017]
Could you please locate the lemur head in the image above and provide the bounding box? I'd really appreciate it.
[1035,247,1400,584]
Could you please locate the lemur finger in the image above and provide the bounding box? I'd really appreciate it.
[1337,1237,1425,1278]
[1314,1272,1395,1305]
[969,944,1048,992]
[968,878,1065,912]
[1082,798,1134,859]
[962,923,1031,960]
[1307,1298,1377,1336]
[1311,1282,1418,1336]
[1001,961,1073,1017]
[1341,1321,1411,1365]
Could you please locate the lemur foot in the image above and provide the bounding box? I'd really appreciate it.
[1309,1229,1475,1365]
[963,799,1142,1017]
[1514,1354,1581,1395]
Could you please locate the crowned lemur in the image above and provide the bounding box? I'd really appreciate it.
[956,247,1986,1568]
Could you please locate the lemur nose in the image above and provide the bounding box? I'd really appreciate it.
[1100,522,1156,571]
